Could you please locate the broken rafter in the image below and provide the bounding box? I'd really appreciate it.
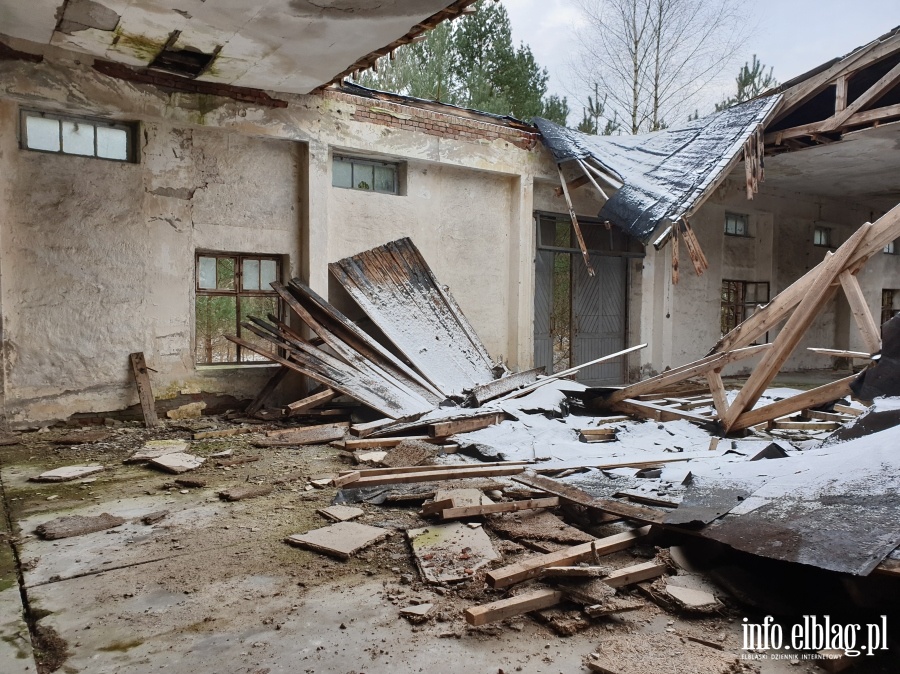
[556,163,595,277]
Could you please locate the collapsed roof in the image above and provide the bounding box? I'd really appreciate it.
[533,95,781,246]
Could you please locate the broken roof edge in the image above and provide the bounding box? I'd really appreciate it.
[317,0,481,93]
[334,81,537,133]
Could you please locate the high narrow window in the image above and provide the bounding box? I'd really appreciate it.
[883,289,898,327]
[724,212,749,237]
[195,253,282,364]
[332,155,399,194]
[814,226,832,247]
[885,241,896,254]
[721,280,770,337]
[20,109,136,162]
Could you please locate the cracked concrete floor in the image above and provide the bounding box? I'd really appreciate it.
[0,421,889,673]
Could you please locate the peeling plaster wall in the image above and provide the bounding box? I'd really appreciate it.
[0,50,547,425]
[647,176,900,376]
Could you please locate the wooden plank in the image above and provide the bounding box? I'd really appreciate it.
[835,74,848,112]
[843,101,900,128]
[705,370,729,419]
[601,344,770,406]
[347,460,533,479]
[833,403,864,416]
[808,347,872,359]
[721,225,870,431]
[255,422,349,446]
[575,157,610,201]
[440,497,560,520]
[332,471,361,488]
[602,561,668,588]
[610,399,716,427]
[769,420,840,431]
[350,417,397,438]
[839,270,882,354]
[730,375,856,431]
[246,365,289,415]
[129,352,160,428]
[557,163,595,276]
[801,409,850,422]
[464,589,562,626]
[679,219,708,276]
[485,526,652,589]
[468,367,544,405]
[284,388,338,416]
[349,465,528,488]
[192,427,252,440]
[428,412,505,437]
[344,435,430,449]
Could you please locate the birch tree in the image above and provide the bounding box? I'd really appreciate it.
[571,0,749,133]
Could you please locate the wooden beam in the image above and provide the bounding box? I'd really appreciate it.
[769,420,840,431]
[486,526,652,588]
[343,435,430,449]
[839,270,882,354]
[284,388,338,417]
[601,344,769,406]
[464,589,562,626]
[344,460,532,479]
[575,157,610,201]
[808,347,873,359]
[468,367,544,405]
[611,399,715,427]
[680,219,709,276]
[557,163,595,276]
[729,375,856,431]
[835,75,848,112]
[349,465,528,488]
[844,102,900,127]
[440,497,560,520]
[428,412,505,437]
[129,352,160,428]
[246,366,289,415]
[720,225,870,431]
[602,561,668,588]
[705,371,729,418]
[553,174,591,197]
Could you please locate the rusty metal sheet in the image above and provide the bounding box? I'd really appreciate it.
[329,238,495,397]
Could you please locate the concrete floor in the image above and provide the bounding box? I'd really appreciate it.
[0,420,890,673]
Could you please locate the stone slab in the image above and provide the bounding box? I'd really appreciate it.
[125,440,190,463]
[407,521,499,583]
[149,453,205,474]
[285,522,389,560]
[30,465,104,482]
[317,505,364,522]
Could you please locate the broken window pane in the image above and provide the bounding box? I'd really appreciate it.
[195,295,237,363]
[25,116,60,152]
[198,256,217,289]
[353,162,374,191]
[96,126,128,160]
[332,159,352,188]
[62,120,95,156]
[374,165,396,193]
[239,296,279,362]
[260,259,277,289]
[243,259,260,290]
[217,257,235,290]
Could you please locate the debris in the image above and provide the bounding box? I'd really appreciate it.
[582,633,740,673]
[285,522,389,560]
[541,565,612,579]
[174,477,207,488]
[534,606,592,636]
[355,450,388,464]
[602,560,668,587]
[125,440,190,463]
[149,453,205,474]
[407,521,499,583]
[399,603,434,618]
[209,449,233,458]
[381,440,438,468]
[129,351,160,428]
[140,510,170,525]
[464,588,562,626]
[31,465,105,482]
[193,427,252,440]
[346,463,529,488]
[216,455,261,467]
[255,422,349,447]
[0,433,21,446]
[52,430,112,445]
[218,484,274,501]
[440,496,559,521]
[36,513,125,539]
[583,595,645,617]
[663,584,721,612]
[487,510,595,546]
[487,526,651,589]
[317,505,364,522]
[166,402,207,420]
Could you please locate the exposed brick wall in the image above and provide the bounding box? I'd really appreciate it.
[93,60,288,108]
[326,90,539,151]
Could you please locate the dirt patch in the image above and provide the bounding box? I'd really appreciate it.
[32,623,70,674]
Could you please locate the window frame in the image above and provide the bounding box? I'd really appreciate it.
[724,212,750,237]
[332,154,400,195]
[194,251,284,366]
[813,226,833,248]
[19,108,138,163]
[884,240,897,255]
[721,279,770,339]
[883,289,899,327]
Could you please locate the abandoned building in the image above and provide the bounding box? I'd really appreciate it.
[2,2,900,673]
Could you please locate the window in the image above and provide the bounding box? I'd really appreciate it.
[724,212,749,237]
[195,253,283,364]
[20,109,136,162]
[883,289,899,327]
[332,155,399,194]
[814,226,832,247]
[885,241,897,254]
[721,280,770,336]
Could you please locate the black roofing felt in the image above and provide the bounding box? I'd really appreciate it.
[533,95,781,244]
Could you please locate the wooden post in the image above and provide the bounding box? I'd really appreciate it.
[129,352,160,428]
[838,270,882,354]
[556,163,595,277]
[705,370,729,419]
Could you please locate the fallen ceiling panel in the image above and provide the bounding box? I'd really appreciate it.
[533,95,781,244]
[329,237,496,398]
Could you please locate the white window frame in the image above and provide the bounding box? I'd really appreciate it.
[814,226,832,248]
[332,154,400,195]
[19,108,138,163]
[724,212,750,237]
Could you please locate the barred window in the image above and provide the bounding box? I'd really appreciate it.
[721,280,770,337]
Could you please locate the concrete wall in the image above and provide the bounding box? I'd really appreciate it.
[0,47,547,426]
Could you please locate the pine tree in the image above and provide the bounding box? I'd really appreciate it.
[716,55,778,111]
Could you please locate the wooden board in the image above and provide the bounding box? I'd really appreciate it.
[730,375,855,431]
[602,561,667,588]
[468,367,544,405]
[129,352,160,428]
[464,589,562,626]
[428,412,505,437]
[284,388,338,416]
[440,497,559,521]
[610,399,716,427]
[256,422,349,446]
[284,522,389,560]
[349,465,527,488]
[486,526,652,589]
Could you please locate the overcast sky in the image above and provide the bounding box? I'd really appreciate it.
[504,0,900,122]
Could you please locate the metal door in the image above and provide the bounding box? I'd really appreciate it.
[533,249,555,375]
[572,255,627,385]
